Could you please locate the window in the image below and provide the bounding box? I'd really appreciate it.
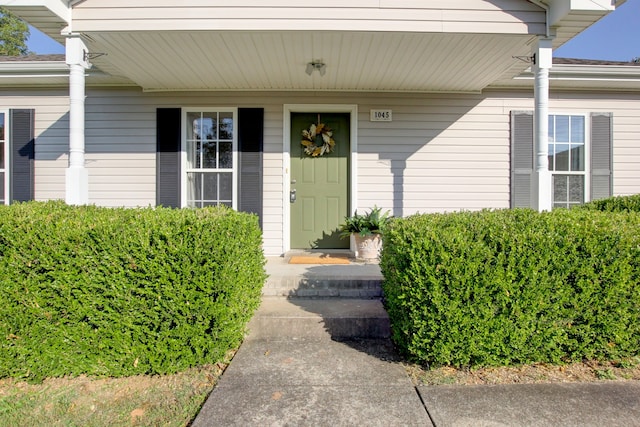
[183,109,237,208]
[511,111,611,210]
[548,115,586,209]
[0,111,6,205]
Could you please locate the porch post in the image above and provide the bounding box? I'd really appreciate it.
[65,34,91,205]
[532,37,553,211]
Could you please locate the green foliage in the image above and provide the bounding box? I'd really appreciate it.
[381,206,640,369]
[339,206,391,238]
[578,193,640,212]
[0,201,266,382]
[0,8,30,56]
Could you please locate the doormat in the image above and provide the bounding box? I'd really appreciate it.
[288,255,351,265]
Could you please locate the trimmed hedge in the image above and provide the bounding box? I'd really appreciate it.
[578,194,640,212]
[381,207,640,368]
[0,201,266,382]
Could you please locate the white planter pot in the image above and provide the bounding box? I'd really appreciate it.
[352,233,382,261]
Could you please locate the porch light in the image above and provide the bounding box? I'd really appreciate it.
[305,61,326,76]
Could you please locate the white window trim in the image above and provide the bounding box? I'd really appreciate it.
[548,112,591,206]
[180,107,238,209]
[0,110,8,205]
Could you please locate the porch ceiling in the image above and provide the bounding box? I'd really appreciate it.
[84,31,537,93]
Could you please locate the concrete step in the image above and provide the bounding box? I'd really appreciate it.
[264,256,383,298]
[247,298,391,340]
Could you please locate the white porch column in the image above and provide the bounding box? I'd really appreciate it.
[65,34,91,205]
[532,37,553,212]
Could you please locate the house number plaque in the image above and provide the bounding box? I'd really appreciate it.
[370,109,392,122]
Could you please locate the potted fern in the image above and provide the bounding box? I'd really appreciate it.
[339,206,391,261]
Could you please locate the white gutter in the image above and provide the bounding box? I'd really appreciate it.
[514,64,640,81]
[0,61,69,75]
[0,60,120,85]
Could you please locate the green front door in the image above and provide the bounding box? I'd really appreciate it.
[290,112,350,249]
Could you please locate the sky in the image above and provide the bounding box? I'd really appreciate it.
[26,0,640,61]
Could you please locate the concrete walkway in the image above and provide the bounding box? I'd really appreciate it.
[193,298,640,426]
[419,381,640,427]
[193,255,640,426]
[193,335,430,426]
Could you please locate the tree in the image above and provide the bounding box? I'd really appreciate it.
[0,7,30,56]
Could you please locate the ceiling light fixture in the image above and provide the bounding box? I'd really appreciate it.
[305,60,326,76]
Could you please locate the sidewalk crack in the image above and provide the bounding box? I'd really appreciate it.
[414,386,437,427]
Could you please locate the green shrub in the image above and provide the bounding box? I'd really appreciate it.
[0,201,266,382]
[578,194,640,212]
[381,208,640,368]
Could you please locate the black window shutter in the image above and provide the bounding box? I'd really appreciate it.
[9,109,35,202]
[237,108,264,227]
[510,111,534,208]
[156,108,181,208]
[590,112,613,201]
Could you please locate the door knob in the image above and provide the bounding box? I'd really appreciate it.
[290,189,297,203]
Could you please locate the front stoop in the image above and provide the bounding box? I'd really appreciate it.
[248,298,391,340]
[254,255,390,340]
[263,254,384,298]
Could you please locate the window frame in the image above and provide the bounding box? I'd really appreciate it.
[180,107,238,209]
[548,113,591,209]
[0,110,8,205]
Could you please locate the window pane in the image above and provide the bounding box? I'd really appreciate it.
[220,173,233,201]
[570,144,585,171]
[186,140,199,169]
[568,175,584,203]
[0,171,4,204]
[202,141,217,168]
[187,172,202,207]
[201,114,217,140]
[570,116,585,143]
[219,113,233,140]
[0,142,4,169]
[0,113,4,140]
[548,144,555,171]
[553,175,568,204]
[187,112,201,141]
[203,173,218,201]
[555,144,570,171]
[219,142,232,169]
[555,115,569,142]
[548,115,555,142]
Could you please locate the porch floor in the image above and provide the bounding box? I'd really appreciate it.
[264,250,383,298]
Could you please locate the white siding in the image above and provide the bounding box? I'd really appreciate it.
[72,0,545,34]
[2,87,639,255]
[0,89,69,201]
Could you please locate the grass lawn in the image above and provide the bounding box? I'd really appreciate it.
[406,357,640,386]
[0,354,233,427]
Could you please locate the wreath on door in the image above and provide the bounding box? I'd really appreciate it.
[301,116,336,157]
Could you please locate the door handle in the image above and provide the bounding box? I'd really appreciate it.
[290,189,297,203]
